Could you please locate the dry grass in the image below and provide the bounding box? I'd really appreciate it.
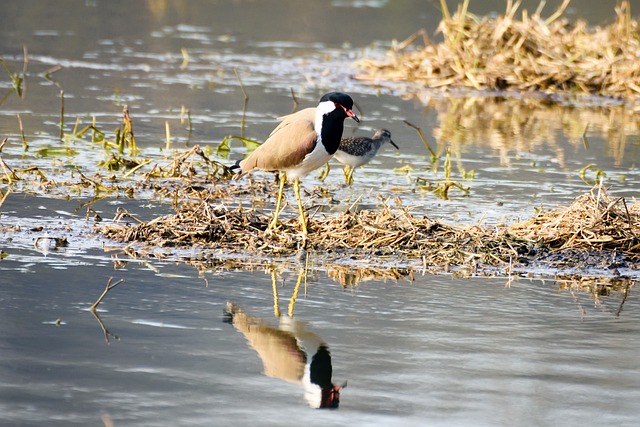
[508,185,640,253]
[356,0,640,102]
[100,185,640,272]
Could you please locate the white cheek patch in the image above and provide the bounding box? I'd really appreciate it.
[314,100,336,135]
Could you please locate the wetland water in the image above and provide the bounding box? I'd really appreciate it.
[1,1,640,426]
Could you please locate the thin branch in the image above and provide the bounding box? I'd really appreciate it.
[235,68,249,137]
[289,87,299,113]
[403,120,437,160]
[90,277,125,312]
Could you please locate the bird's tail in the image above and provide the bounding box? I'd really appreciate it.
[228,159,244,180]
[229,159,242,173]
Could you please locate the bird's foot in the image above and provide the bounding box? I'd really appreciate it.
[318,163,330,182]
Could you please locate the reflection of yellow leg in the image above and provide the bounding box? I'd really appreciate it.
[293,178,308,235]
[318,163,330,182]
[271,269,281,318]
[268,172,287,230]
[287,268,304,318]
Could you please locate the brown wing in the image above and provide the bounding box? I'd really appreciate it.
[229,310,306,383]
[240,108,318,173]
[270,107,316,137]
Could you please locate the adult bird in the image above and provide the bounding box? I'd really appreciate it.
[232,92,359,235]
[334,128,398,185]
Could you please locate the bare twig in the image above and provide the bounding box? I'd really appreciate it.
[90,277,125,312]
[235,68,249,137]
[289,87,299,113]
[59,90,65,142]
[403,120,437,160]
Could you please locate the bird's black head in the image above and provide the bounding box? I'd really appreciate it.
[320,92,354,110]
[319,92,359,123]
[316,92,359,155]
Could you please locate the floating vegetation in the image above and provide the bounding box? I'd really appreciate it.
[100,185,640,275]
[356,0,640,103]
[216,135,262,159]
[0,102,235,198]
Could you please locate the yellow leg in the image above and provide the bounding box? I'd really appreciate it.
[344,165,355,185]
[268,172,287,230]
[318,163,330,182]
[293,178,308,235]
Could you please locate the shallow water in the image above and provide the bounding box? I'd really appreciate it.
[2,0,640,425]
[2,236,640,426]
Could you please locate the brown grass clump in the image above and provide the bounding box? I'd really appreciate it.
[356,0,640,101]
[100,185,640,272]
[507,185,640,254]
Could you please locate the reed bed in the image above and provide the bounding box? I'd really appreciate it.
[100,185,640,271]
[507,185,640,254]
[356,0,640,102]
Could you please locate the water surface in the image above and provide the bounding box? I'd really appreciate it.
[2,1,640,426]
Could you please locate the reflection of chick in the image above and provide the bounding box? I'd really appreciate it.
[224,302,342,409]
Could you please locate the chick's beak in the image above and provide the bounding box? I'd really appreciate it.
[390,139,399,149]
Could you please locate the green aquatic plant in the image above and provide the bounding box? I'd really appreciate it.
[216,135,262,158]
[35,147,79,157]
[0,50,27,104]
[59,90,64,142]
[16,114,27,150]
[98,153,141,171]
[579,164,607,185]
[410,148,471,200]
[181,105,193,145]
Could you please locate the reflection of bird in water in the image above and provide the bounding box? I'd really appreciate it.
[224,302,343,409]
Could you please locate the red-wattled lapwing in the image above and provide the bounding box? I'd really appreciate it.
[334,128,398,184]
[224,302,343,409]
[232,92,359,235]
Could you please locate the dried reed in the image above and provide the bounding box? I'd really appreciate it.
[100,185,640,270]
[356,0,640,101]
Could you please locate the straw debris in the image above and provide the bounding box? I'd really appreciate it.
[100,185,640,273]
[356,0,640,102]
[507,186,640,254]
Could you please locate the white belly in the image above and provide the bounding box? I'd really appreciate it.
[285,142,332,180]
[333,150,374,169]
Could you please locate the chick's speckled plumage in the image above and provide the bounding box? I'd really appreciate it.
[334,129,397,169]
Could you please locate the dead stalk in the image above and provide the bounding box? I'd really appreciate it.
[90,277,125,312]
